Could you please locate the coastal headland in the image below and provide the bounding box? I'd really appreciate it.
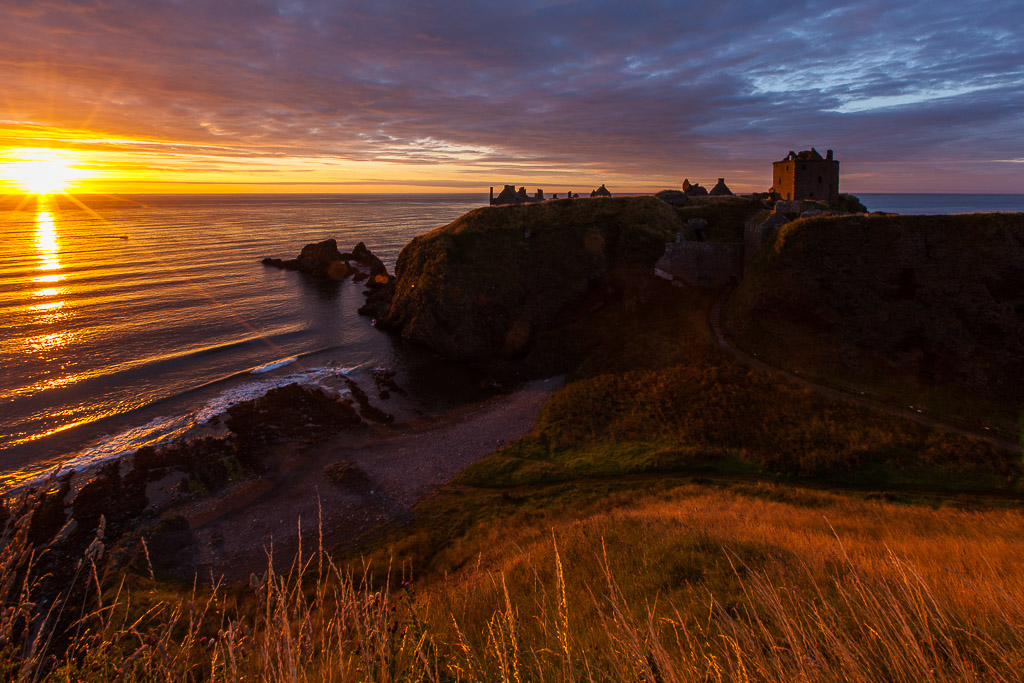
[4,192,1024,679]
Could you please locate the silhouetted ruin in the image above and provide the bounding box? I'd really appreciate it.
[490,185,548,205]
[708,178,733,196]
[590,184,612,198]
[771,148,839,203]
[682,179,708,196]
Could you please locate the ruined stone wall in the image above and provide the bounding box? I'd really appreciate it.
[772,159,839,203]
[744,211,789,259]
[655,241,744,288]
[744,222,770,258]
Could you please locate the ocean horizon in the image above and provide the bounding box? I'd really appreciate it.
[1,191,1021,491]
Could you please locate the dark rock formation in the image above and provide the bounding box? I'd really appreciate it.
[225,383,364,449]
[323,460,370,489]
[369,196,680,360]
[263,239,391,286]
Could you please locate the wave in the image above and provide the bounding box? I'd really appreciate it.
[0,361,359,494]
[250,356,299,374]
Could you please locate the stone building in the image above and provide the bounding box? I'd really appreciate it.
[490,185,546,205]
[772,148,839,203]
[681,179,707,196]
[708,178,733,196]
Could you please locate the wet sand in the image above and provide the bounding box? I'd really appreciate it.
[165,377,561,582]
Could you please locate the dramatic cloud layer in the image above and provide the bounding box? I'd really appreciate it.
[1,0,1022,191]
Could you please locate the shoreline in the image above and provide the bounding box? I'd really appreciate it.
[154,376,562,582]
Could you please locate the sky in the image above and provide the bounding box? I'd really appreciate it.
[1,0,1022,194]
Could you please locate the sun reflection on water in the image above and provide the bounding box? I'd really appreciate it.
[35,210,61,270]
[29,207,74,327]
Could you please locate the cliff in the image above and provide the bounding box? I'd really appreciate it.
[726,212,1024,414]
[370,196,681,360]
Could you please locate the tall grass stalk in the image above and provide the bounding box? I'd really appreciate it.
[3,489,1024,681]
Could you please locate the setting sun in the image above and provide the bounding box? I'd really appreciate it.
[2,149,87,195]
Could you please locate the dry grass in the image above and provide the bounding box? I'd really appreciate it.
[5,483,1024,681]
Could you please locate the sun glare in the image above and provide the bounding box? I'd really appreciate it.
[3,149,87,194]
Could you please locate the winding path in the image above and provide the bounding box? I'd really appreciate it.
[709,287,1021,453]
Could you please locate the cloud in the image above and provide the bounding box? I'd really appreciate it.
[0,0,1021,191]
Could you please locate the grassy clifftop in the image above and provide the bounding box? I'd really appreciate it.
[377,196,681,359]
[726,212,1024,427]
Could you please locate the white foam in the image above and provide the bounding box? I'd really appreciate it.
[7,362,361,493]
[250,356,298,374]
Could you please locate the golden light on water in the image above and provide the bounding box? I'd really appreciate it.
[35,210,61,269]
[29,208,71,325]
[2,149,89,194]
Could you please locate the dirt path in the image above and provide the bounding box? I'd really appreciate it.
[709,288,1020,452]
[168,377,562,582]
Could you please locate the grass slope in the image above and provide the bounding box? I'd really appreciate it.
[726,212,1024,431]
[5,204,1024,680]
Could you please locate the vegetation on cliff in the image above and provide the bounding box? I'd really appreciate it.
[4,200,1023,681]
[374,196,681,359]
[725,212,1024,429]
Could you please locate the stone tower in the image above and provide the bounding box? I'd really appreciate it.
[772,148,839,203]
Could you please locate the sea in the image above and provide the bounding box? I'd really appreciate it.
[1,191,1022,491]
[0,193,486,491]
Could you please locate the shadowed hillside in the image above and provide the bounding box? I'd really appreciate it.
[725,212,1024,428]
[371,196,682,359]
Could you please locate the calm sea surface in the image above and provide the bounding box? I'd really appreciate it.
[858,193,1024,214]
[1,192,1021,489]
[0,193,483,489]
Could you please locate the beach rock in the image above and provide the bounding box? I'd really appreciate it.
[342,241,376,265]
[323,460,370,489]
[358,280,395,319]
[345,378,395,423]
[342,242,392,288]
[295,239,347,279]
[264,239,391,286]
[25,471,74,546]
[71,461,148,539]
[260,257,301,270]
[225,383,364,449]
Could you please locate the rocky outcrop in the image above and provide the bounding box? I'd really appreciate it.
[262,239,391,287]
[366,196,681,360]
[341,242,392,287]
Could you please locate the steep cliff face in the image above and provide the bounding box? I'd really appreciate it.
[375,196,681,360]
[727,212,1024,406]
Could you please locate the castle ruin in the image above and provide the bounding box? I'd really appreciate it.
[772,148,839,203]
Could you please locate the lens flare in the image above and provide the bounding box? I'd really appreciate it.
[2,149,87,194]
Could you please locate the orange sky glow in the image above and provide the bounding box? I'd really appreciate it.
[1,2,1021,195]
